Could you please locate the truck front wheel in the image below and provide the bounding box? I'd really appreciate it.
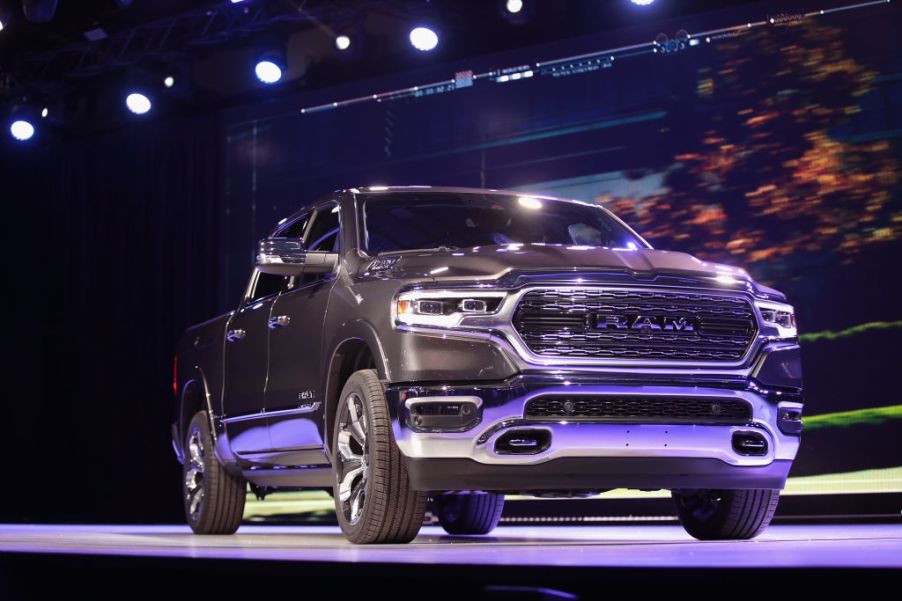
[331,369,427,544]
[434,493,505,535]
[672,488,780,540]
[182,410,246,534]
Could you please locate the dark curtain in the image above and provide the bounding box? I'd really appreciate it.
[1,115,223,523]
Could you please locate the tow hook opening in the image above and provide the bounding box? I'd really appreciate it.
[732,431,769,456]
[494,429,551,455]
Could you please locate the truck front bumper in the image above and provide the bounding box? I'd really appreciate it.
[386,373,802,493]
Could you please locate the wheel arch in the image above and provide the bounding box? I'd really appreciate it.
[175,367,217,463]
[322,322,390,455]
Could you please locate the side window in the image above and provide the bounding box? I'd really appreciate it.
[306,204,341,252]
[249,272,290,302]
[247,212,311,302]
[295,204,340,287]
[276,213,310,239]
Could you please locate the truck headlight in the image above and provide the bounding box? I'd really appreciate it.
[394,290,506,328]
[755,300,797,339]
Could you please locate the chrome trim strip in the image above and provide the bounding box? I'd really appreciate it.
[222,402,322,424]
[404,396,484,410]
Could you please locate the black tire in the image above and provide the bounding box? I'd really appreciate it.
[672,488,780,540]
[182,410,246,534]
[331,369,427,544]
[435,493,505,535]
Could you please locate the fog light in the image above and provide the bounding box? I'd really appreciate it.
[778,408,803,435]
[406,396,481,432]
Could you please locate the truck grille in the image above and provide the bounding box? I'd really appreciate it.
[524,395,751,424]
[512,288,757,362]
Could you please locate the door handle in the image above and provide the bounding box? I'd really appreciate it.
[268,315,291,329]
[226,329,246,342]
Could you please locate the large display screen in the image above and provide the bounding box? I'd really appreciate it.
[221,4,901,519]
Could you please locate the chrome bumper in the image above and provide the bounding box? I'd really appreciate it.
[387,375,801,491]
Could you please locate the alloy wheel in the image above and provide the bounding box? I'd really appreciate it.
[336,392,369,525]
[184,426,206,521]
[675,490,722,522]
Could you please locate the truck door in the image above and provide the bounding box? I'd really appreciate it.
[221,270,290,455]
[264,202,340,463]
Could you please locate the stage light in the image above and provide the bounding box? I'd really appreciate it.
[255,60,283,84]
[125,92,152,115]
[505,0,524,13]
[10,120,35,141]
[0,19,5,32]
[630,0,655,5]
[41,107,49,118]
[164,75,175,88]
[335,35,351,51]
[409,26,438,52]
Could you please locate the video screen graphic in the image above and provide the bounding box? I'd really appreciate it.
[221,5,901,520]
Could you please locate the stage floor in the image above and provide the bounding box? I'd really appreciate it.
[0,523,899,568]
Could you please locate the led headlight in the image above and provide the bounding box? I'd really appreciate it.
[755,300,797,339]
[394,290,506,328]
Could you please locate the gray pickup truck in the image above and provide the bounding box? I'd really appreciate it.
[172,186,803,543]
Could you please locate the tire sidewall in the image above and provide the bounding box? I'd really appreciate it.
[331,375,376,540]
[183,411,213,530]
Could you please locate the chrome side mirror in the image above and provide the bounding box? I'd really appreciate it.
[256,238,338,276]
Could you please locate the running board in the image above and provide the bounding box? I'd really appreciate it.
[242,467,333,488]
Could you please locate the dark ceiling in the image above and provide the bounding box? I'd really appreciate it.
[0,0,851,135]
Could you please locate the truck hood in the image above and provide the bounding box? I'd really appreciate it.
[364,244,752,285]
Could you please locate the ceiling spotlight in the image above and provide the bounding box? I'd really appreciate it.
[10,120,35,141]
[125,92,152,115]
[41,107,49,118]
[335,35,351,51]
[409,26,438,52]
[163,75,175,88]
[630,0,655,5]
[506,0,524,13]
[255,59,283,84]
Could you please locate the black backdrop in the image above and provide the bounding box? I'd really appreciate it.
[2,115,221,522]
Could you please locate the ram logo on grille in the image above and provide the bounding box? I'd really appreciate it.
[595,314,697,332]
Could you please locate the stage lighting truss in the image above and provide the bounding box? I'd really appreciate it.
[297,0,892,115]
[653,30,691,55]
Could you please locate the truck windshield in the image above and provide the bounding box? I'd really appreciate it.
[360,192,648,255]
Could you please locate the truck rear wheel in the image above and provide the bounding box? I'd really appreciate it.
[435,493,505,535]
[182,410,246,534]
[331,369,427,544]
[672,488,780,540]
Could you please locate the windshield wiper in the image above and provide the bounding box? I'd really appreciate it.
[377,245,461,256]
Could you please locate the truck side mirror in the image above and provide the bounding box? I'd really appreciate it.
[256,238,338,277]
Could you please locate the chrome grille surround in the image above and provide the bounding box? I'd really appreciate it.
[512,287,758,363]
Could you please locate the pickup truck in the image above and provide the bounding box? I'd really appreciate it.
[172,186,803,543]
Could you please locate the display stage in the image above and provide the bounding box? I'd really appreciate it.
[1,524,899,597]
